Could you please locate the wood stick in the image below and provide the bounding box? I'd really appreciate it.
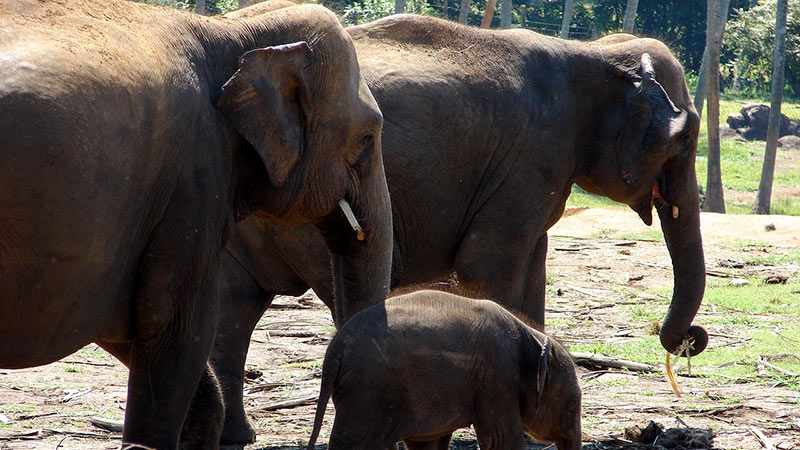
[264,330,319,338]
[563,284,612,300]
[570,352,657,373]
[90,417,124,433]
[749,426,776,450]
[255,394,317,412]
[760,357,798,377]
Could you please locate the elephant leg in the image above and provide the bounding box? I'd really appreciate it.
[99,343,223,450]
[454,219,542,321]
[403,434,453,450]
[116,219,222,449]
[212,252,276,446]
[473,393,525,450]
[521,233,549,330]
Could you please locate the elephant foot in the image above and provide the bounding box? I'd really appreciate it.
[220,419,257,447]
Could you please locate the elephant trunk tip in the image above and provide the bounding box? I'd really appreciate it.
[660,324,709,356]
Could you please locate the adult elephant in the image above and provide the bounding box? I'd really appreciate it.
[212,15,709,445]
[0,1,392,449]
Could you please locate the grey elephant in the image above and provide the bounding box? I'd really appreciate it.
[0,1,392,449]
[212,13,708,445]
[306,290,582,450]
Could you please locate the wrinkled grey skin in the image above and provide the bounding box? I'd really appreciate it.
[306,291,582,450]
[0,1,392,449]
[213,15,708,445]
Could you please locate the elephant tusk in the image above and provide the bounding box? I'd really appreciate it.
[672,205,679,219]
[338,199,365,241]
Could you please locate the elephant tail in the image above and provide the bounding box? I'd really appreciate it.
[307,343,342,450]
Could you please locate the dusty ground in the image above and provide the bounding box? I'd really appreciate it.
[1,208,799,450]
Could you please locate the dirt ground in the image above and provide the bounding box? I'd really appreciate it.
[1,207,799,450]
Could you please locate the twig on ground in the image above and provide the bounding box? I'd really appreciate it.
[563,284,614,300]
[749,426,777,450]
[255,394,317,412]
[90,417,124,433]
[759,356,798,377]
[59,360,116,368]
[554,246,592,252]
[571,352,656,373]
[264,330,320,338]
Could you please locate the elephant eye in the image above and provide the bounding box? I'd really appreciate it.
[362,133,374,147]
[354,132,374,169]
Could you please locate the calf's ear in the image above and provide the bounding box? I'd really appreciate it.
[535,336,550,408]
[216,42,313,187]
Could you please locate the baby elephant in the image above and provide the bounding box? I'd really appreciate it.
[307,290,582,450]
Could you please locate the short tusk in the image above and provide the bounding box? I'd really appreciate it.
[338,199,365,241]
[672,205,679,219]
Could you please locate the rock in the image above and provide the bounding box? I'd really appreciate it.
[730,278,750,287]
[623,420,714,449]
[779,135,800,150]
[718,124,740,140]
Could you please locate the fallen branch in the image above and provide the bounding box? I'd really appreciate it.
[90,417,124,433]
[265,331,320,338]
[0,430,41,441]
[749,426,776,450]
[554,246,591,252]
[570,352,657,373]
[255,394,317,412]
[759,356,798,377]
[59,360,117,368]
[563,284,613,300]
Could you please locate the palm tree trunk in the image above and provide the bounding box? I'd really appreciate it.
[560,0,574,38]
[481,0,497,28]
[195,0,206,15]
[500,0,512,28]
[443,0,449,20]
[753,0,789,214]
[458,0,470,24]
[703,0,725,213]
[693,0,731,118]
[395,0,406,14]
[622,0,639,33]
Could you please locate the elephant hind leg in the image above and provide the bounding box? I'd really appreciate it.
[213,252,277,446]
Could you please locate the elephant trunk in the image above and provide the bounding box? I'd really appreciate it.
[326,159,393,328]
[656,167,709,356]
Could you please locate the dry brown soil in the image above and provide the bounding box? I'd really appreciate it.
[1,208,799,450]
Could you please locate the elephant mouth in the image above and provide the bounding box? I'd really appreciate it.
[632,181,679,226]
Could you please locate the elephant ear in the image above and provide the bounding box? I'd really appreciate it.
[216,42,313,187]
[534,336,550,409]
[615,53,688,192]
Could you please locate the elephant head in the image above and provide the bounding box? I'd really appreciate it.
[216,15,391,326]
[578,45,708,357]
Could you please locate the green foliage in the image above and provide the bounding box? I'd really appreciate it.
[724,0,800,97]
[566,185,619,208]
[342,0,435,24]
[132,0,239,14]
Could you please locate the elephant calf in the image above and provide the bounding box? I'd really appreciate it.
[307,290,582,450]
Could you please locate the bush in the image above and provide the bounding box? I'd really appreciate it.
[723,0,800,98]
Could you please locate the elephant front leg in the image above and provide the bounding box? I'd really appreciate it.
[212,252,277,446]
[454,217,548,326]
[522,234,548,330]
